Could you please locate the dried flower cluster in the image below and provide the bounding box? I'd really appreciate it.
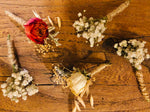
[1,69,38,103]
[52,63,110,112]
[114,39,150,70]
[73,11,107,47]
[32,11,61,54]
[1,35,38,103]
[114,39,150,102]
[5,10,62,55]
[73,0,130,48]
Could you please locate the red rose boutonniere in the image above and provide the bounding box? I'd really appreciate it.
[5,10,61,54]
[24,18,48,44]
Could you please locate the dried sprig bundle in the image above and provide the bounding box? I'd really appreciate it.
[5,10,61,55]
[1,35,38,103]
[52,63,110,112]
[73,0,130,47]
[32,11,62,47]
[114,39,150,102]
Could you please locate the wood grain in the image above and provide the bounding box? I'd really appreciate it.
[0,0,150,112]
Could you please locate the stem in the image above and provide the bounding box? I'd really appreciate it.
[5,10,26,29]
[7,35,19,72]
[90,63,111,77]
[106,0,130,22]
[136,70,150,102]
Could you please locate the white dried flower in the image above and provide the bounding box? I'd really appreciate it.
[73,11,107,47]
[1,83,7,88]
[114,39,150,70]
[1,69,38,103]
[78,12,82,17]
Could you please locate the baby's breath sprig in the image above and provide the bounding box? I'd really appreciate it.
[73,0,130,47]
[1,35,38,103]
[114,39,150,102]
[51,63,110,112]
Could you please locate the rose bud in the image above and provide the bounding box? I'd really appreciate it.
[24,18,48,44]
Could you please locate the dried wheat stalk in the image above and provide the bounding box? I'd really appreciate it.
[7,35,19,72]
[5,10,26,28]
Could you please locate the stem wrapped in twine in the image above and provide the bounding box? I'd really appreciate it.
[90,63,111,77]
[7,35,19,72]
[5,11,26,28]
[136,71,150,102]
[106,0,130,22]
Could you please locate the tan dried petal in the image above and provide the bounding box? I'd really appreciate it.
[75,100,81,111]
[77,96,86,108]
[32,10,41,19]
[48,16,54,26]
[56,17,61,29]
[72,106,77,112]
[90,95,94,108]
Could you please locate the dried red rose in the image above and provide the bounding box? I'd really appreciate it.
[24,18,48,44]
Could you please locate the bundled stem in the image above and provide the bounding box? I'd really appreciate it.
[7,35,19,72]
[106,0,130,22]
[90,63,110,77]
[136,71,150,102]
[5,10,26,28]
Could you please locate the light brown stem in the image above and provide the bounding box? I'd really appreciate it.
[90,63,110,77]
[5,10,26,28]
[136,71,150,102]
[106,0,130,22]
[7,35,19,72]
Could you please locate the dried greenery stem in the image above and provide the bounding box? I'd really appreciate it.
[5,11,26,28]
[7,35,19,72]
[106,0,130,22]
[136,71,150,102]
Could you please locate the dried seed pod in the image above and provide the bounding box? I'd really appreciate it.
[75,100,81,111]
[72,106,77,112]
[56,17,61,29]
[32,10,41,19]
[106,0,130,22]
[7,35,19,72]
[48,16,54,26]
[136,71,150,102]
[90,95,94,108]
[90,63,110,77]
[5,10,26,28]
[77,96,86,108]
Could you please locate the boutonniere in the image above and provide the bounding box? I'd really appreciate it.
[1,35,38,103]
[5,10,61,55]
[114,39,150,102]
[73,0,130,47]
[51,62,111,112]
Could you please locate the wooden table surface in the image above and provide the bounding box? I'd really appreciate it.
[0,0,150,112]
